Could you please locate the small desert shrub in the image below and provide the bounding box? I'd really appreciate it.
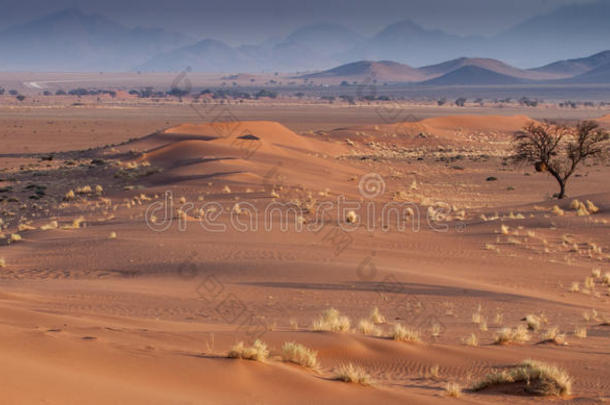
[463,333,479,347]
[357,319,382,336]
[472,311,483,324]
[494,325,530,345]
[40,221,58,231]
[569,282,580,292]
[540,327,567,345]
[0,257,5,268]
[445,382,462,397]
[574,327,587,338]
[333,363,373,386]
[603,273,610,285]
[108,232,117,239]
[346,210,358,223]
[584,277,595,289]
[227,339,269,362]
[312,308,351,332]
[524,314,542,331]
[369,307,385,324]
[591,268,602,279]
[281,342,319,370]
[551,205,564,216]
[392,324,421,343]
[428,364,440,379]
[472,359,572,397]
[494,312,504,325]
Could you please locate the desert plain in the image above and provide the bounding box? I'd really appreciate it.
[0,77,609,404]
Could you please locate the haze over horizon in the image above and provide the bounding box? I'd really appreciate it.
[0,0,610,71]
[0,0,600,43]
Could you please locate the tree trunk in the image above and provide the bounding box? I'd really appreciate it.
[557,180,566,199]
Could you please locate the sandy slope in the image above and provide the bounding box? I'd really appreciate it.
[0,112,609,403]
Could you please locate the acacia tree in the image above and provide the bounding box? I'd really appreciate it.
[513,121,609,199]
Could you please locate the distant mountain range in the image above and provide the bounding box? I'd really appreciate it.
[1,3,610,77]
[298,51,610,85]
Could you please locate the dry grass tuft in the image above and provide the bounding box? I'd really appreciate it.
[472,359,572,397]
[0,257,5,268]
[524,314,542,331]
[463,333,479,347]
[369,307,386,324]
[569,282,580,292]
[108,232,117,239]
[281,342,319,370]
[227,339,269,362]
[551,205,564,216]
[494,325,530,345]
[540,327,567,345]
[346,210,358,223]
[357,319,382,336]
[445,382,462,397]
[333,363,373,386]
[40,221,58,231]
[392,324,422,343]
[312,308,351,332]
[574,327,587,338]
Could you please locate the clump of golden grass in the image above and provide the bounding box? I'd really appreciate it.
[463,333,479,347]
[500,224,509,235]
[95,185,103,195]
[346,210,358,223]
[472,359,572,397]
[603,272,610,285]
[445,382,462,397]
[472,311,483,324]
[357,319,382,336]
[281,342,319,370]
[108,232,117,239]
[369,307,385,324]
[585,200,599,214]
[312,308,351,332]
[574,327,587,338]
[9,234,22,243]
[76,185,92,194]
[333,363,373,386]
[428,364,440,379]
[494,312,504,325]
[61,216,85,230]
[540,327,567,345]
[392,324,421,343]
[227,339,269,362]
[524,314,542,331]
[222,185,231,194]
[584,277,595,290]
[18,223,35,232]
[0,257,5,268]
[569,282,580,292]
[494,325,530,345]
[40,220,58,231]
[551,205,564,216]
[64,190,76,201]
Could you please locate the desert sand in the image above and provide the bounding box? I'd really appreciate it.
[0,98,609,404]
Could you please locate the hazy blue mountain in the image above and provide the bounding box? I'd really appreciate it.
[421,65,526,85]
[531,50,610,77]
[491,0,610,67]
[0,8,191,71]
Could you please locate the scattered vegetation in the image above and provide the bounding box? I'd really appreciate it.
[312,308,351,332]
[472,360,572,397]
[227,339,269,362]
[445,382,462,397]
[494,326,530,345]
[281,342,319,370]
[392,324,422,343]
[333,363,373,386]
